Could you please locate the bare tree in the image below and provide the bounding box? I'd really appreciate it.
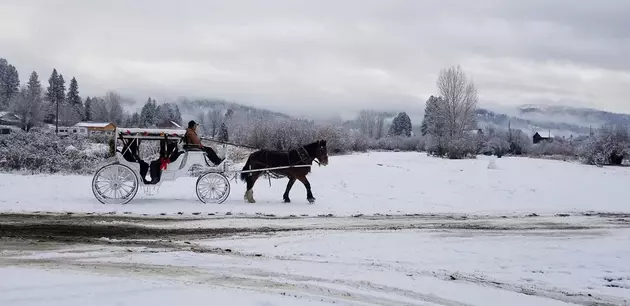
[423,65,478,158]
[104,91,124,124]
[437,65,478,138]
[358,109,378,138]
[207,107,224,137]
[375,112,386,139]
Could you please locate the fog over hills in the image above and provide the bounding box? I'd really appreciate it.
[172,95,630,140]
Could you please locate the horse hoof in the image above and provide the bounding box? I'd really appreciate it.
[283,198,291,203]
[307,197,316,204]
[245,190,256,203]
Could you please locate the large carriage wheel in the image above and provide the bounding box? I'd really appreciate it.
[92,164,139,205]
[196,172,230,204]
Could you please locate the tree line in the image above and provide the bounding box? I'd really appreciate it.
[4,56,628,164]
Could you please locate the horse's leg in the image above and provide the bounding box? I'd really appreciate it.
[296,175,315,204]
[283,176,296,203]
[245,172,261,203]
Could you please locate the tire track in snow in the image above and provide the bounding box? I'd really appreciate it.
[0,256,469,306]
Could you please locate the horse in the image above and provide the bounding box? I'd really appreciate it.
[239,140,329,204]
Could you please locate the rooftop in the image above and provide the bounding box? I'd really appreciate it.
[534,130,554,138]
[74,122,114,128]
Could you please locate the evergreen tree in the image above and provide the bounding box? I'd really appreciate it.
[46,69,63,130]
[0,59,20,110]
[84,96,92,121]
[130,112,140,127]
[218,122,229,141]
[56,74,66,105]
[421,95,448,156]
[5,65,20,104]
[388,112,412,137]
[66,77,83,123]
[139,97,158,127]
[46,69,59,103]
[0,58,7,109]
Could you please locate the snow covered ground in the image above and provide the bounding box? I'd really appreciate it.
[1,152,629,217]
[1,215,630,306]
[1,152,630,305]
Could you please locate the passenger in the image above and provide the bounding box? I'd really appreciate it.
[184,120,224,166]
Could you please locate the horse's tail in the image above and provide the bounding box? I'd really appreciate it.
[240,155,252,182]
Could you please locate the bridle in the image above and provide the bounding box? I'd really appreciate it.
[296,140,328,166]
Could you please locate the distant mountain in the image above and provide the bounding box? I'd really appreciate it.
[516,104,630,127]
[172,97,629,140]
[477,104,630,138]
[176,98,292,122]
[475,108,591,137]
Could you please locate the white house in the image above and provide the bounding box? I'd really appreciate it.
[52,122,117,137]
[73,122,117,136]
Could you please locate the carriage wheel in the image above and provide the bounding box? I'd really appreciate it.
[196,172,230,204]
[92,164,139,205]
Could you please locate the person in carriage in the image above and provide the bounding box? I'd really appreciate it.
[183,120,224,166]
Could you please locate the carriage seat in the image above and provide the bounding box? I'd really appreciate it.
[183,144,203,151]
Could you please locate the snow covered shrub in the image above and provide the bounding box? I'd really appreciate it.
[529,140,576,157]
[370,136,424,151]
[481,135,510,157]
[445,134,478,159]
[578,124,630,165]
[316,124,350,154]
[88,133,111,144]
[507,129,532,155]
[0,130,111,174]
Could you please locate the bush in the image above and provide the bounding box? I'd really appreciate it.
[0,130,110,174]
[577,125,630,165]
[529,140,576,157]
[445,135,478,159]
[368,136,424,151]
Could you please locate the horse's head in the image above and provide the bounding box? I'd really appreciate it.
[315,140,328,166]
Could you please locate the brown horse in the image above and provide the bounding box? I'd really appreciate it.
[239,140,329,203]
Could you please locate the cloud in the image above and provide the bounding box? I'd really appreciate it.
[1,0,629,117]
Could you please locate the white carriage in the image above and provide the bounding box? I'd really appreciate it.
[91,127,234,205]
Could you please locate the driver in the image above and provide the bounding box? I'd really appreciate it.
[183,120,224,166]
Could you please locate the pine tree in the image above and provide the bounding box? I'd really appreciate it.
[84,96,92,121]
[140,97,158,127]
[46,69,62,132]
[56,74,66,105]
[66,77,83,123]
[0,59,20,110]
[421,95,448,156]
[218,122,229,141]
[0,58,7,109]
[130,112,140,127]
[388,112,412,137]
[46,69,59,103]
[5,65,20,103]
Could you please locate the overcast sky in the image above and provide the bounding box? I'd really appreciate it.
[1,0,629,118]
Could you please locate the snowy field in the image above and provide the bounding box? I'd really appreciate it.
[1,152,629,217]
[2,152,630,305]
